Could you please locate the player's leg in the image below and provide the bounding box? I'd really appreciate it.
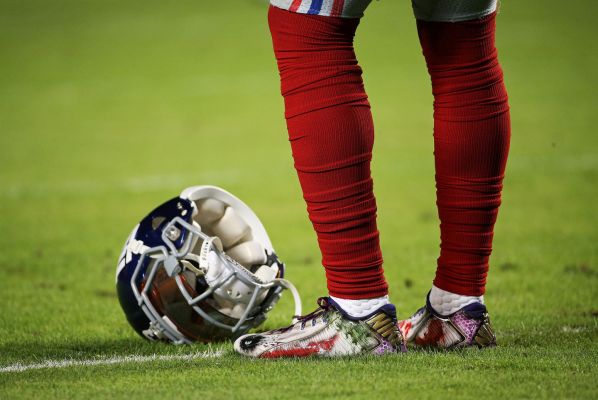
[269,0,387,303]
[235,1,405,358]
[399,0,509,348]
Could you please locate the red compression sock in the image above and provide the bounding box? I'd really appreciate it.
[268,6,388,299]
[417,13,511,296]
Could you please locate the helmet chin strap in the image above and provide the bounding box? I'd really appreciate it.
[194,235,302,323]
[198,236,223,274]
[272,278,302,323]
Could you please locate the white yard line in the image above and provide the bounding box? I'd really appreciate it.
[0,350,224,373]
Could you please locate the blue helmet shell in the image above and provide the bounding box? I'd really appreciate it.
[116,197,195,341]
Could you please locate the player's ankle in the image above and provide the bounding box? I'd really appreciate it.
[428,285,484,316]
[329,295,390,319]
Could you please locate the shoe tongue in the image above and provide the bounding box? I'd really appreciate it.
[326,297,344,313]
[461,302,487,318]
[377,303,397,319]
[327,297,397,321]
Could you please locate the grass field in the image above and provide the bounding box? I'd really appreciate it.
[1,0,597,398]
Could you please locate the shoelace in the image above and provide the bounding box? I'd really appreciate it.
[294,297,332,329]
[270,297,333,334]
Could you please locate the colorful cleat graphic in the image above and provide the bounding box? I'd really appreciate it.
[398,295,496,349]
[234,297,407,358]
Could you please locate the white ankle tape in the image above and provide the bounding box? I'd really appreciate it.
[330,295,389,318]
[429,285,484,316]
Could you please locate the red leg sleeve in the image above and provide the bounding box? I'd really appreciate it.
[417,13,511,296]
[268,6,388,299]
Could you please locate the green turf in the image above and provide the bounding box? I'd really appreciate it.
[0,0,597,398]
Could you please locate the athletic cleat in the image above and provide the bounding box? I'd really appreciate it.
[234,297,407,358]
[398,295,496,349]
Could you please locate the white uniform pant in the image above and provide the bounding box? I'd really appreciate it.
[270,0,498,21]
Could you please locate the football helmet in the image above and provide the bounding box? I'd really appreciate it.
[116,185,302,344]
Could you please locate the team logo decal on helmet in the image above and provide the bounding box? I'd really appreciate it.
[116,185,302,344]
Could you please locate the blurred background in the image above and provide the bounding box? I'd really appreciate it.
[0,0,596,361]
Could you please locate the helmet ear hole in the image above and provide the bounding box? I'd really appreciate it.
[151,216,166,230]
